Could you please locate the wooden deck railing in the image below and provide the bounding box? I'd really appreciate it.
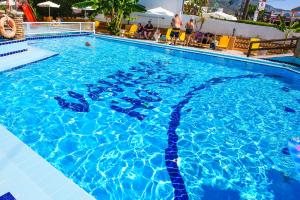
[247,37,299,57]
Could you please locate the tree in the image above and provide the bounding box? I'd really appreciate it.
[73,0,145,35]
[242,0,250,20]
[247,4,257,19]
[183,0,209,31]
[31,0,82,18]
[184,0,209,17]
[277,16,300,39]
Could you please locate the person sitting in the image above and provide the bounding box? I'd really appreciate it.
[153,29,161,42]
[194,31,203,43]
[185,18,194,46]
[170,14,182,45]
[210,35,218,50]
[202,33,209,44]
[137,23,144,38]
[143,21,154,40]
[56,16,63,22]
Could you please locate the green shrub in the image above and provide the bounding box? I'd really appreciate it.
[236,20,276,28]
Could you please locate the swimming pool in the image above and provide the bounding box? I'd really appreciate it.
[0,35,299,199]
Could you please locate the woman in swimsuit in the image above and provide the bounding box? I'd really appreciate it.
[185,19,194,46]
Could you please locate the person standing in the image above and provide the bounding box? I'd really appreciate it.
[170,14,182,45]
[184,18,194,46]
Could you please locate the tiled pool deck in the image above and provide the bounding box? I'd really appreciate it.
[0,126,95,200]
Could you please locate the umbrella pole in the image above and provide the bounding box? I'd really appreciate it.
[49,6,50,18]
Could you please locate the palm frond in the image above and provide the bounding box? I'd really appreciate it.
[73,1,94,8]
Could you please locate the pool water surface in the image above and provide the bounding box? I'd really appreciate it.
[0,36,300,199]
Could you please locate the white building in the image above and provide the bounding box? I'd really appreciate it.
[139,0,184,15]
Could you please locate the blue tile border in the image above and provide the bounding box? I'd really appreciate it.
[26,32,91,40]
[0,49,28,57]
[0,52,59,73]
[95,34,300,75]
[0,39,26,46]
[265,58,300,68]
[0,32,91,58]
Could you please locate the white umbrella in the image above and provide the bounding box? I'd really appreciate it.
[207,11,237,21]
[72,6,95,19]
[144,7,175,28]
[146,7,174,17]
[37,1,60,17]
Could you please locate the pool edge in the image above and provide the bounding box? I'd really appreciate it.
[95,34,300,75]
[0,125,95,200]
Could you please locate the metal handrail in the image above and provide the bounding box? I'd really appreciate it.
[247,37,299,57]
[23,22,96,35]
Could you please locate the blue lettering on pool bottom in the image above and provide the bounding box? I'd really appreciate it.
[111,97,155,121]
[55,60,186,120]
[284,106,296,113]
[54,91,89,112]
[281,87,290,92]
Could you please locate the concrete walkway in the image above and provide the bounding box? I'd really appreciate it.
[0,46,58,72]
[0,126,95,200]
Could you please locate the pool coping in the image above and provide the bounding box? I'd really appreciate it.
[0,46,58,73]
[94,34,300,75]
[0,125,95,200]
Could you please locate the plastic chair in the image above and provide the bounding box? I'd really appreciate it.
[217,36,230,49]
[95,21,100,28]
[124,24,138,37]
[250,38,260,49]
[179,32,186,42]
[165,28,172,41]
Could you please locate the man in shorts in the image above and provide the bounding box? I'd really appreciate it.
[143,20,154,40]
[170,14,182,45]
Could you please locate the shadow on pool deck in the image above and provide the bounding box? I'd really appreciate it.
[267,169,300,200]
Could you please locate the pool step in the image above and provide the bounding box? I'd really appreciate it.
[0,125,95,200]
[0,46,58,72]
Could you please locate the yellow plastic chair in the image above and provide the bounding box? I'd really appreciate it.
[217,36,230,49]
[248,38,261,56]
[124,24,138,37]
[165,28,172,41]
[179,32,186,42]
[95,21,100,29]
[250,38,260,49]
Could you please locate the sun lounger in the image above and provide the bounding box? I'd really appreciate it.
[217,36,230,49]
[159,28,172,42]
[249,38,261,55]
[124,24,138,38]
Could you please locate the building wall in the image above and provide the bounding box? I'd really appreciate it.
[129,14,294,40]
[139,0,184,15]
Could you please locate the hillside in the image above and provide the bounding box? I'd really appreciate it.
[207,0,286,14]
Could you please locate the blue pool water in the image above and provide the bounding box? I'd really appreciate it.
[0,36,300,199]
